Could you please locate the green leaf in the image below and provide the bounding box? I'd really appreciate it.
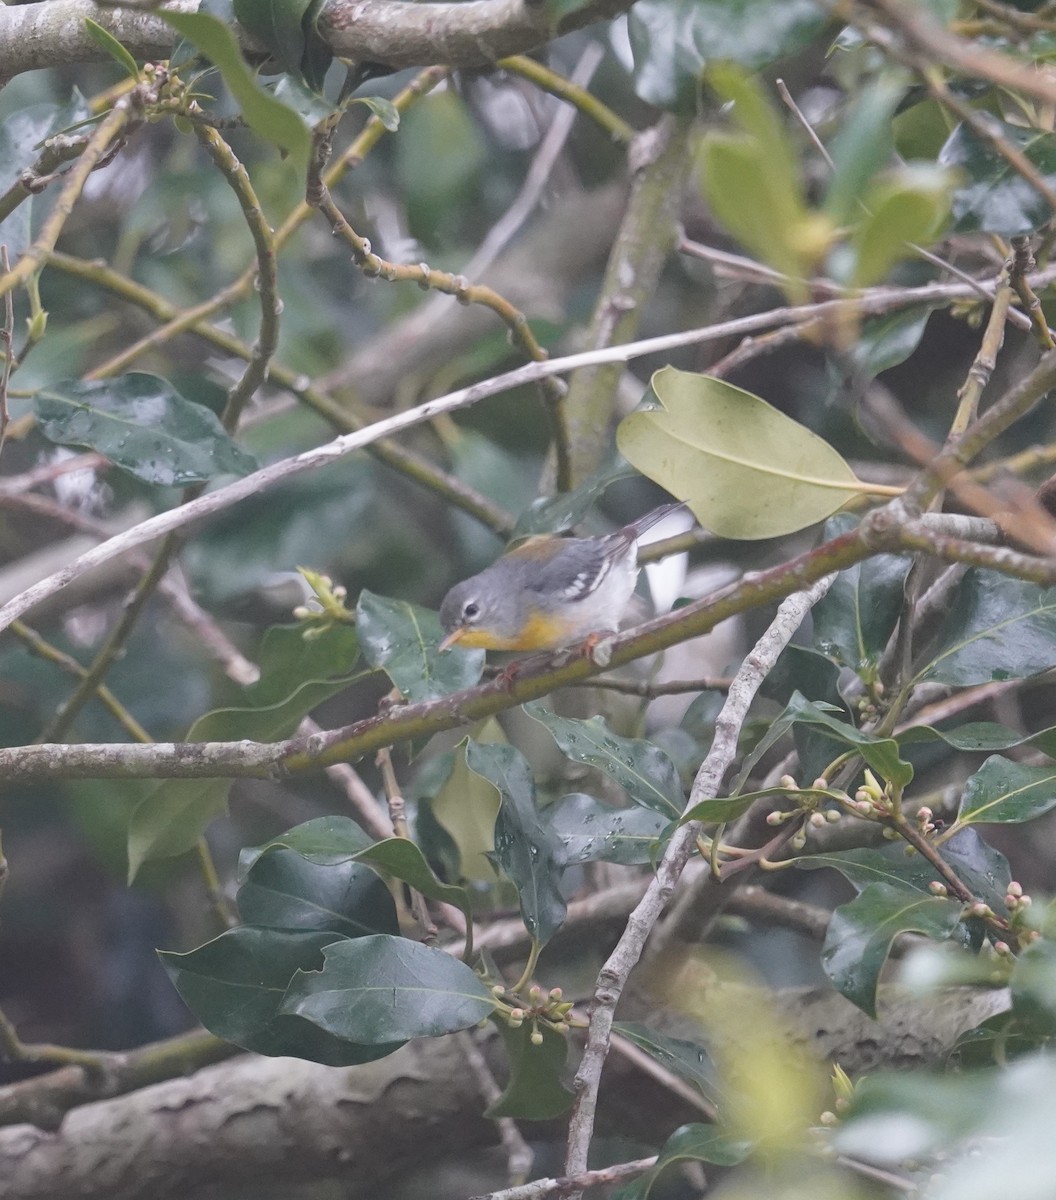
[232,0,310,77]
[957,756,1056,827]
[237,848,400,938]
[160,927,398,1064]
[618,368,868,540]
[613,1124,751,1200]
[487,1020,574,1120]
[784,692,913,787]
[915,569,1056,686]
[464,740,567,944]
[239,819,475,932]
[759,643,845,709]
[940,117,1056,235]
[83,18,140,80]
[0,91,91,257]
[240,814,374,872]
[127,623,363,881]
[628,0,826,111]
[850,165,952,286]
[34,374,258,487]
[1010,938,1056,1036]
[812,515,911,671]
[899,720,1056,758]
[162,10,314,163]
[279,934,497,1041]
[353,837,475,931]
[798,828,1011,914]
[433,735,503,883]
[353,96,400,132]
[614,1022,721,1105]
[356,589,484,702]
[823,76,905,226]
[821,882,965,1017]
[523,701,684,817]
[838,307,935,384]
[547,794,667,865]
[512,460,637,537]
[271,73,334,126]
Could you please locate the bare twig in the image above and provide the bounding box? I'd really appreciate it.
[562,573,837,1191]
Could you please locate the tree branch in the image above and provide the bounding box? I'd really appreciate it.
[0,0,636,82]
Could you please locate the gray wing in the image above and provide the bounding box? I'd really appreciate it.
[528,535,628,605]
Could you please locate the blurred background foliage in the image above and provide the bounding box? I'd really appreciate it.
[6,0,1056,1196]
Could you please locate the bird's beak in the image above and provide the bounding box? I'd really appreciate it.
[437,628,464,652]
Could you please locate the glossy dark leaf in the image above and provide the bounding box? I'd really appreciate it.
[523,701,684,817]
[759,643,845,708]
[237,848,400,938]
[465,740,566,944]
[357,588,484,702]
[840,307,936,384]
[822,882,965,1017]
[614,1022,721,1105]
[940,118,1056,235]
[241,820,475,931]
[240,815,375,874]
[899,720,1056,757]
[279,934,497,1041]
[547,793,667,865]
[232,0,310,77]
[957,756,1056,827]
[784,692,913,787]
[34,374,258,487]
[160,927,397,1064]
[917,570,1056,686]
[487,1020,574,1120]
[798,827,1011,913]
[354,837,474,930]
[812,515,911,671]
[613,1124,751,1200]
[628,0,826,110]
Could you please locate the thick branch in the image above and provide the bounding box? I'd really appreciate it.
[0,0,635,81]
[0,512,1049,784]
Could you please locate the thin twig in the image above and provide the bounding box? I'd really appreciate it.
[562,572,837,1192]
[457,1030,535,1186]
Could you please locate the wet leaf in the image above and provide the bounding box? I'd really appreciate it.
[465,740,566,944]
[357,589,484,702]
[822,882,965,1017]
[523,701,684,817]
[916,570,1056,686]
[547,794,667,865]
[628,0,826,111]
[279,934,497,1041]
[956,756,1056,827]
[35,374,258,487]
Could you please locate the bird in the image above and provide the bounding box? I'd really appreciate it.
[438,502,686,653]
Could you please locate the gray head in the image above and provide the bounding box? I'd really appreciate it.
[438,569,524,650]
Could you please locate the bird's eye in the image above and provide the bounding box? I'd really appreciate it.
[462,600,480,622]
